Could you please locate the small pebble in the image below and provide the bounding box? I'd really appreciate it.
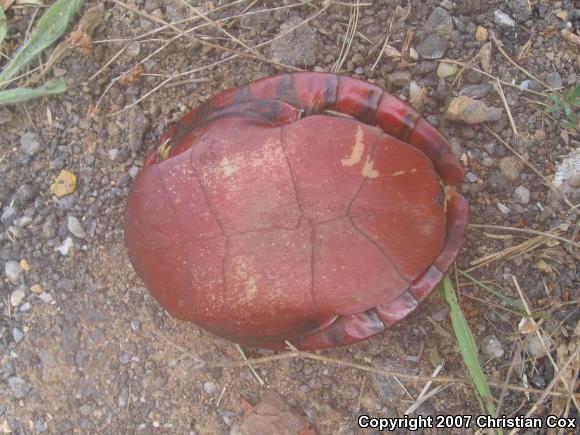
[546,71,563,89]
[499,156,524,181]
[447,96,503,124]
[482,335,504,359]
[203,382,217,394]
[19,132,43,156]
[530,376,546,389]
[389,70,411,87]
[67,216,87,239]
[8,376,29,399]
[128,167,140,178]
[360,393,379,410]
[474,26,488,41]
[494,10,516,32]
[12,327,24,344]
[10,288,26,306]
[417,34,449,59]
[56,237,74,256]
[5,261,22,284]
[465,172,479,183]
[497,203,510,214]
[39,292,53,303]
[437,62,457,78]
[513,186,530,204]
[526,335,554,358]
[423,7,453,36]
[126,41,141,58]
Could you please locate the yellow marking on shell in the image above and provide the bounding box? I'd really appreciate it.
[362,155,380,178]
[157,138,172,160]
[234,258,259,302]
[341,125,365,167]
[391,170,406,177]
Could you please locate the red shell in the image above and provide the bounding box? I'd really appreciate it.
[124,73,469,350]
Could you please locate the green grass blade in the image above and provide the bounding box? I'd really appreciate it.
[0,5,6,50]
[0,0,83,85]
[458,269,526,313]
[0,78,66,104]
[438,275,497,418]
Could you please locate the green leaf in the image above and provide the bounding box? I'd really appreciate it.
[0,78,67,104]
[548,94,561,105]
[0,0,83,86]
[0,5,6,50]
[438,276,497,419]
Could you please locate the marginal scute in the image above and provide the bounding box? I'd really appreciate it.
[124,73,469,350]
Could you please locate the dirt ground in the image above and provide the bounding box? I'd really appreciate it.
[1,1,578,434]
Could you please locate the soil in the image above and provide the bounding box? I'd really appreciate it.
[1,1,578,434]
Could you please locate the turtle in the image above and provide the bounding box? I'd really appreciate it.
[124,72,469,350]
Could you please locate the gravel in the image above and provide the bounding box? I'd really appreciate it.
[499,156,524,181]
[4,261,22,284]
[12,327,25,344]
[0,3,576,432]
[513,186,531,204]
[493,10,516,32]
[8,377,29,399]
[270,16,320,67]
[67,216,87,239]
[423,7,453,36]
[526,335,554,359]
[546,71,563,89]
[459,83,492,99]
[10,288,26,306]
[482,335,504,359]
[203,382,217,394]
[507,0,532,22]
[389,70,411,87]
[417,34,449,59]
[19,132,43,156]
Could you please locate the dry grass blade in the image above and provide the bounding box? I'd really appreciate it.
[178,0,260,57]
[511,276,579,412]
[466,228,562,272]
[404,385,449,415]
[438,59,548,98]
[551,322,580,418]
[482,125,579,214]
[458,269,525,312]
[515,39,532,63]
[235,344,265,386]
[508,348,579,435]
[110,3,330,115]
[493,78,518,137]
[370,2,409,71]
[27,5,104,85]
[469,224,580,250]
[332,0,359,72]
[405,362,444,415]
[148,329,579,399]
[489,31,549,90]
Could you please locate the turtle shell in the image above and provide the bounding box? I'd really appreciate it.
[124,73,469,350]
